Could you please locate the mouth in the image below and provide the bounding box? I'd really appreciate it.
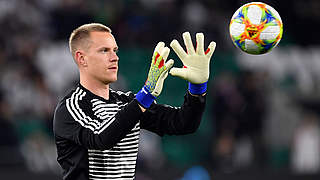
[108,66,118,71]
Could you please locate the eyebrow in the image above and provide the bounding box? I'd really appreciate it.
[97,46,118,51]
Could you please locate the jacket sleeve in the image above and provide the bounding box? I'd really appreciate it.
[140,92,206,136]
[53,98,142,150]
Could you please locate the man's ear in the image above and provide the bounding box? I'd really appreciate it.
[75,50,87,67]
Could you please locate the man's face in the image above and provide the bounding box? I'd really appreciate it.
[84,31,119,84]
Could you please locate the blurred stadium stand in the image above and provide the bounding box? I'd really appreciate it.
[1,0,320,179]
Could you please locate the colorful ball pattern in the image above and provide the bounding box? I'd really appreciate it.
[229,2,283,55]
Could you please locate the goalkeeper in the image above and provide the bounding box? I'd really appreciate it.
[53,23,216,180]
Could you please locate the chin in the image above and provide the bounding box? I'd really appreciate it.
[105,77,117,84]
[111,78,117,83]
[111,75,118,82]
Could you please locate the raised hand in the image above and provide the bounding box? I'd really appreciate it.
[170,32,216,84]
[136,42,174,108]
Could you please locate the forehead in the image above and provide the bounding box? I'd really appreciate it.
[89,31,117,48]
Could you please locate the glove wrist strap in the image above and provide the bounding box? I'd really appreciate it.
[188,82,207,95]
[135,86,156,108]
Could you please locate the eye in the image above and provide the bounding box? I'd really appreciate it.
[114,49,119,53]
[102,48,108,53]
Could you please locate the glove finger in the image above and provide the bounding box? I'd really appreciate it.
[170,39,187,61]
[183,32,195,55]
[154,42,165,56]
[169,67,188,80]
[160,47,170,61]
[152,42,165,67]
[164,59,174,71]
[160,71,169,80]
[196,33,205,55]
[156,47,170,68]
[205,41,217,60]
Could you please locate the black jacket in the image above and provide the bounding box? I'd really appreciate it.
[53,84,206,180]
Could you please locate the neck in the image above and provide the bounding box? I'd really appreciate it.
[80,76,110,100]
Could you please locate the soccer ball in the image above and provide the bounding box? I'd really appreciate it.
[229,2,283,55]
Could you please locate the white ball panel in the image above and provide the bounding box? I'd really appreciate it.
[247,5,262,25]
[230,22,245,37]
[245,39,259,53]
[260,26,280,40]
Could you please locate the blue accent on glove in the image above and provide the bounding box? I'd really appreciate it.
[188,82,207,95]
[135,86,156,108]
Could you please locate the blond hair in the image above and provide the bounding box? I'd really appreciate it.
[69,23,112,58]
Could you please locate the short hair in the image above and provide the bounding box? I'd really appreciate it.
[69,23,112,58]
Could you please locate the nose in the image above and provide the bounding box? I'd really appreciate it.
[110,51,119,62]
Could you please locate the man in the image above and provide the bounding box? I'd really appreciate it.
[53,23,216,180]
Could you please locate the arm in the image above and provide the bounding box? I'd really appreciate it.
[53,98,143,150]
[140,32,216,136]
[141,92,206,136]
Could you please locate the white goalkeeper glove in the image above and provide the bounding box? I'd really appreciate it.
[170,32,216,94]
